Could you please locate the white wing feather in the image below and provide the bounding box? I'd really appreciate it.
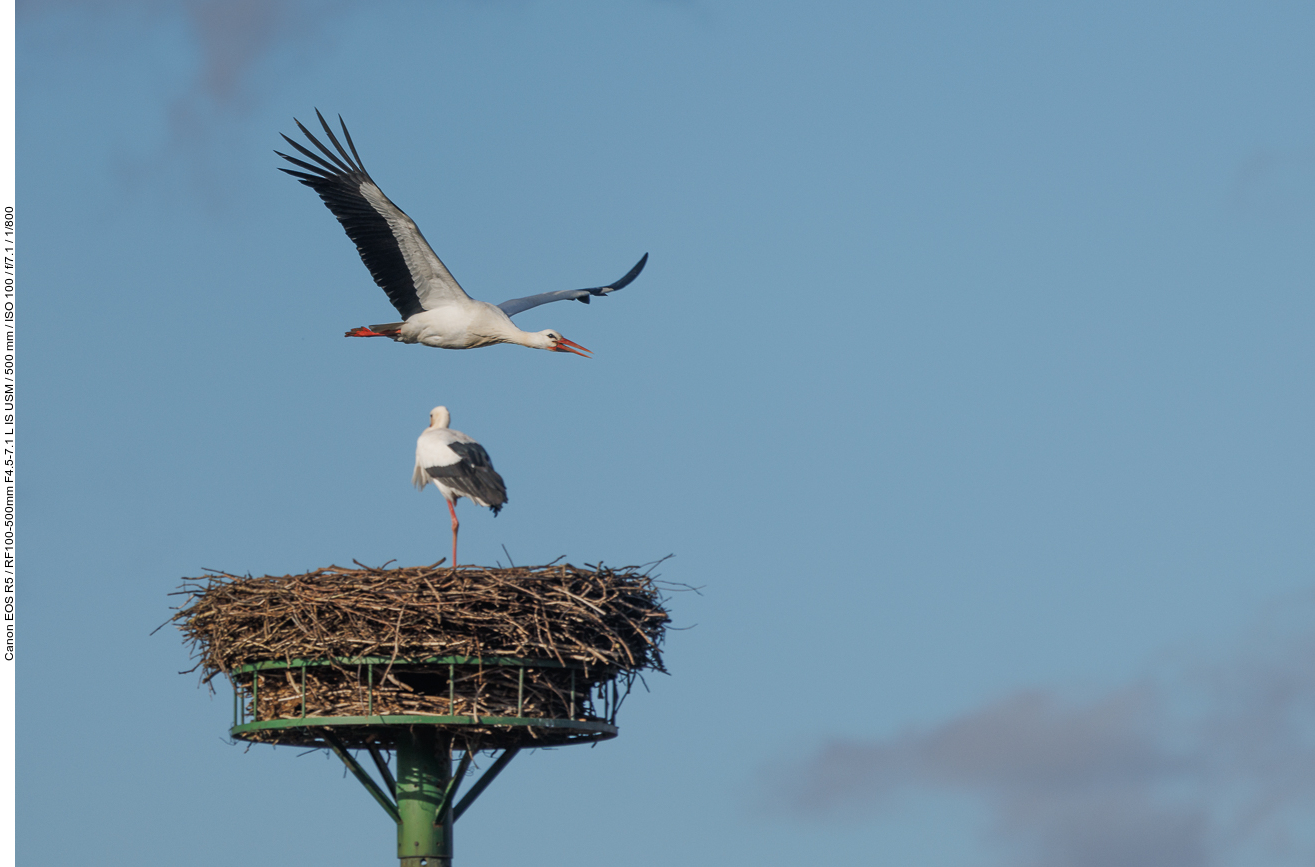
[358,182,473,310]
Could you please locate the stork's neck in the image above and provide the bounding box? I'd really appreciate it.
[501,328,556,351]
[470,306,551,349]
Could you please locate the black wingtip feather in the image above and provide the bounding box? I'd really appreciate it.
[294,116,353,174]
[338,115,366,169]
[276,167,322,183]
[275,150,334,177]
[599,252,649,294]
[279,134,341,176]
[315,108,360,173]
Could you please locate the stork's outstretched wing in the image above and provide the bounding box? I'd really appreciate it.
[276,110,471,319]
[497,253,649,318]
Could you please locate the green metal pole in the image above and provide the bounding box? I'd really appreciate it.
[396,729,452,867]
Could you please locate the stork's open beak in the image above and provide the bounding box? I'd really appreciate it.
[554,337,592,358]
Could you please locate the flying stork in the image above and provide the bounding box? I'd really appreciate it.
[277,111,648,356]
[413,406,507,568]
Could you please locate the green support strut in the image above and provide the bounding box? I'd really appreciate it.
[396,729,453,867]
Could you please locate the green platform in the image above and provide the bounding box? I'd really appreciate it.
[228,655,621,866]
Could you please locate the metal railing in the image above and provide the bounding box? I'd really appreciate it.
[228,655,622,739]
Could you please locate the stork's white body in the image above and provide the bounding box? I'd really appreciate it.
[398,303,551,351]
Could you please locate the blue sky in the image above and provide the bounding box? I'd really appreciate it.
[18,2,1315,865]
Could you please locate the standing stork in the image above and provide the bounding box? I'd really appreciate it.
[276,110,648,355]
[414,406,507,568]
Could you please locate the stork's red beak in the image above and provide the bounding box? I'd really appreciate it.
[554,337,592,358]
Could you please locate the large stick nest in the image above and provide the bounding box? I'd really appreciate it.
[171,561,673,749]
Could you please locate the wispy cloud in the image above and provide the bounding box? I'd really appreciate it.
[190,0,303,106]
[20,0,346,199]
[20,0,324,116]
[778,600,1315,866]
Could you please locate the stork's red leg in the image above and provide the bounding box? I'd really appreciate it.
[447,498,460,569]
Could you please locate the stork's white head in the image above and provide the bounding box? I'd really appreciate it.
[535,330,592,358]
[428,406,451,429]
